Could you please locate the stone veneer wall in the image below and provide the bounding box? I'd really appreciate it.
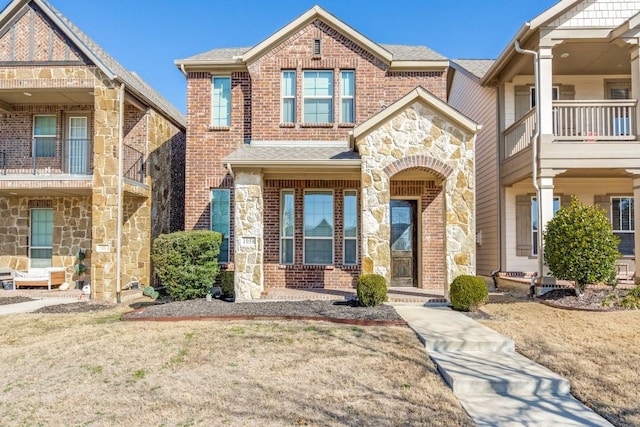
[233,171,264,300]
[358,102,475,293]
[0,196,91,284]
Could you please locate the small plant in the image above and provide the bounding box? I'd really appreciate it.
[356,274,387,307]
[626,285,640,298]
[601,293,619,308]
[449,275,488,312]
[219,270,235,299]
[544,197,620,295]
[619,294,640,310]
[74,248,88,289]
[143,286,159,300]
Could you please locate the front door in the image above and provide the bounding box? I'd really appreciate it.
[390,200,417,287]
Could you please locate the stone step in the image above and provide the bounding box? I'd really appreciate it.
[430,351,570,397]
[393,306,515,352]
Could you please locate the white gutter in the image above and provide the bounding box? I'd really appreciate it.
[514,40,543,279]
[116,82,125,304]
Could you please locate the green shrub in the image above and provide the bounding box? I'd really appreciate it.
[449,275,488,312]
[619,294,640,310]
[151,231,222,301]
[601,293,619,308]
[544,197,620,294]
[626,285,640,299]
[219,270,235,298]
[356,274,387,307]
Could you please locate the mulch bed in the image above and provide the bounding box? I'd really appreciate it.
[122,299,406,325]
[0,296,34,306]
[537,287,633,311]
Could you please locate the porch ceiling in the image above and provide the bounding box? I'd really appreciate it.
[555,168,635,179]
[0,88,94,106]
[0,187,92,197]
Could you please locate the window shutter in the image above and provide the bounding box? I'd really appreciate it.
[560,195,572,208]
[516,195,532,256]
[594,195,611,218]
[514,86,531,122]
[559,85,575,100]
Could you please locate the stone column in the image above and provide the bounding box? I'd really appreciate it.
[360,168,391,284]
[537,175,555,277]
[233,171,264,300]
[91,82,122,302]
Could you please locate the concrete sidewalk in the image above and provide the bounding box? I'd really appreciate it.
[0,298,79,315]
[394,306,612,427]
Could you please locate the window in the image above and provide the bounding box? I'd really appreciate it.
[611,197,634,256]
[211,189,230,263]
[33,115,56,158]
[280,190,295,264]
[530,86,559,109]
[304,190,333,264]
[340,71,355,123]
[303,71,333,124]
[30,208,53,268]
[211,77,231,127]
[281,71,296,124]
[531,196,560,256]
[313,38,322,55]
[343,191,357,265]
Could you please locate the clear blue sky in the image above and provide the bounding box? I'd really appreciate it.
[37,0,559,114]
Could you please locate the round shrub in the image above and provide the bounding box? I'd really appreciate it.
[449,275,488,312]
[219,270,235,299]
[357,274,387,307]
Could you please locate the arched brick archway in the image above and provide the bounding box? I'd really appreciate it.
[383,155,454,180]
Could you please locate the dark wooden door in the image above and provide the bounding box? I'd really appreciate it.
[390,200,417,287]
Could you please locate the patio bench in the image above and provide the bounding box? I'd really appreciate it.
[14,267,66,291]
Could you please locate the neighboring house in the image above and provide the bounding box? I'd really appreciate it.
[0,0,186,302]
[175,6,480,299]
[452,0,640,278]
[448,59,498,277]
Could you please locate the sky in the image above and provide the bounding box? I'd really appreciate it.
[15,0,560,115]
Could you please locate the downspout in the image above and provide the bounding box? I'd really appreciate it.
[514,40,544,281]
[116,82,125,304]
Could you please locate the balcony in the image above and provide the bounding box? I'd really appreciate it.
[0,138,93,176]
[504,100,639,159]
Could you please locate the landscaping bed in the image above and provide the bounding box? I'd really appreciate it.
[537,286,639,311]
[0,296,33,306]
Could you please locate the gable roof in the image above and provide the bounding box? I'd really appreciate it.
[175,5,448,71]
[450,59,495,79]
[351,87,480,145]
[0,0,185,128]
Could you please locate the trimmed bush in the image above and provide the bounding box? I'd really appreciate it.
[357,274,387,307]
[219,270,235,299]
[544,197,620,294]
[449,275,488,312]
[151,231,222,301]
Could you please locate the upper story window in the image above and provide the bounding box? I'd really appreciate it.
[340,71,355,123]
[33,115,56,158]
[611,197,634,256]
[211,77,231,127]
[281,71,296,124]
[303,71,333,124]
[530,86,559,109]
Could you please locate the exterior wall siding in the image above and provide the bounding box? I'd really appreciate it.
[550,0,640,28]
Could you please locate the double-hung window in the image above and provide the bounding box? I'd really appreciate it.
[280,190,295,264]
[33,115,56,158]
[303,71,333,124]
[340,71,355,123]
[211,77,231,127]
[281,71,296,124]
[304,190,333,265]
[611,197,634,256]
[531,196,560,256]
[343,191,357,264]
[211,189,230,263]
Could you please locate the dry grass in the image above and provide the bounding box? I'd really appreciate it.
[0,306,472,427]
[478,293,640,427]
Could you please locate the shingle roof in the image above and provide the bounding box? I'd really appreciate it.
[452,59,496,79]
[223,145,361,164]
[180,44,447,63]
[41,0,185,128]
[380,44,446,61]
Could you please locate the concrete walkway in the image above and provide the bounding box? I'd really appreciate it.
[394,306,613,427]
[0,298,79,315]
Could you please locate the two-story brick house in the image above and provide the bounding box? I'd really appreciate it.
[0,0,185,302]
[176,6,480,299]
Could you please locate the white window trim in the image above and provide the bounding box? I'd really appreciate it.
[211,189,231,264]
[343,189,357,265]
[530,86,559,109]
[340,70,355,124]
[281,71,296,124]
[303,189,334,265]
[280,189,295,265]
[302,70,334,124]
[531,196,560,256]
[211,76,231,127]
[29,208,53,268]
[611,196,634,233]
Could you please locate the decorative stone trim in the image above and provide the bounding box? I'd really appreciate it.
[383,155,453,180]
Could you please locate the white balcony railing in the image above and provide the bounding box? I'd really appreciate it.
[503,100,639,159]
[504,108,535,158]
[553,100,637,141]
